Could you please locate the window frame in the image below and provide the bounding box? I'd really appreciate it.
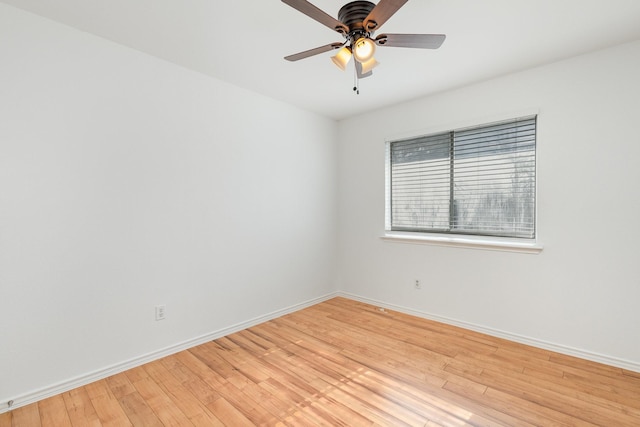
[383,112,542,253]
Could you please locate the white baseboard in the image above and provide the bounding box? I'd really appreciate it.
[339,292,640,373]
[1,292,339,414]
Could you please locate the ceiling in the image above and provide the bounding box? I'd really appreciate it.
[3,0,640,120]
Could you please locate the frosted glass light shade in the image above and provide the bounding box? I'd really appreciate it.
[360,57,379,74]
[353,37,376,63]
[331,47,352,71]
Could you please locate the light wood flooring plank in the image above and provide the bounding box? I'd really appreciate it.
[38,394,72,427]
[10,404,41,427]
[117,392,163,427]
[143,359,224,426]
[129,375,192,426]
[62,387,101,427]
[0,411,13,427]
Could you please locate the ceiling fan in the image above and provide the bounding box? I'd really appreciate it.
[282,0,445,81]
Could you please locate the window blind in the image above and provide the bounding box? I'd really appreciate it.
[389,116,536,238]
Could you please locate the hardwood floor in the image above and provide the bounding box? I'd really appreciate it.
[2,297,640,426]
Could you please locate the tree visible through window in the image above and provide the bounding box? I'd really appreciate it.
[387,116,536,238]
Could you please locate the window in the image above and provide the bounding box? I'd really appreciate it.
[386,116,536,239]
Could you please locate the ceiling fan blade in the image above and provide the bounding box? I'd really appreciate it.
[281,0,348,34]
[375,33,446,49]
[285,42,344,61]
[364,0,408,31]
[355,62,373,79]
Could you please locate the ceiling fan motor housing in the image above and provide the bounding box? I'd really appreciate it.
[338,1,376,34]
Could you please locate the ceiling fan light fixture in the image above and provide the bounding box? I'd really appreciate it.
[352,37,376,63]
[331,46,352,71]
[282,0,447,88]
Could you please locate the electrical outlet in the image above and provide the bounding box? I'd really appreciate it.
[415,280,421,290]
[155,305,166,321]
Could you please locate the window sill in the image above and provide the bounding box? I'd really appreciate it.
[381,232,543,254]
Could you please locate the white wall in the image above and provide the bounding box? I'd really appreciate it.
[0,4,338,405]
[337,40,640,369]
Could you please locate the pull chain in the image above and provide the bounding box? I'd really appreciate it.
[353,65,360,95]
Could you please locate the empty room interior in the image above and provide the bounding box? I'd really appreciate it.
[1,0,640,425]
